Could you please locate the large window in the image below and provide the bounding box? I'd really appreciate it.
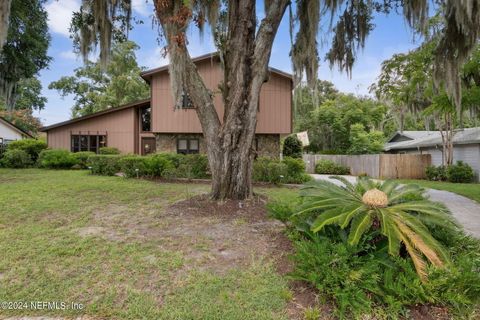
[177,138,199,154]
[140,106,151,132]
[71,135,106,153]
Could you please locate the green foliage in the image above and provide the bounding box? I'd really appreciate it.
[72,151,96,169]
[283,135,303,158]
[347,123,385,154]
[295,93,390,153]
[48,41,149,117]
[0,149,32,168]
[296,178,457,279]
[253,157,311,184]
[0,0,51,110]
[174,154,210,179]
[119,156,148,178]
[7,139,47,161]
[314,159,350,175]
[87,155,122,176]
[446,161,474,183]
[144,153,175,177]
[425,165,447,181]
[37,149,78,169]
[98,147,121,155]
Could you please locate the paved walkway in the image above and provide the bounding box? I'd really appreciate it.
[310,174,480,238]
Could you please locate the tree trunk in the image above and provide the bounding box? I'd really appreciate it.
[154,0,289,200]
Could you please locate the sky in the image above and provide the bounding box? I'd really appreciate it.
[36,0,421,126]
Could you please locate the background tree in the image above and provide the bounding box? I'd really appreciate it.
[282,135,303,158]
[69,0,480,200]
[0,0,50,110]
[49,41,149,117]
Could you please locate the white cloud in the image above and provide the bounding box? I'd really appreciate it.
[59,50,78,61]
[138,47,169,69]
[45,0,80,37]
[132,0,153,17]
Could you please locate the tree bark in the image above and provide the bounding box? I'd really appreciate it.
[154,0,289,200]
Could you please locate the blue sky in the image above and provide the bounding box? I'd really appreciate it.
[36,0,420,125]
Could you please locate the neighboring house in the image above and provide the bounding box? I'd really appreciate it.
[385,128,480,180]
[41,53,292,157]
[0,117,33,144]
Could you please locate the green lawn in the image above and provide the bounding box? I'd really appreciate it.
[0,169,298,319]
[396,179,480,203]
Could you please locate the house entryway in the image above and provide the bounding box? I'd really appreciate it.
[141,137,156,155]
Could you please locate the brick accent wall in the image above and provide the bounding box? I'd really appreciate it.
[155,133,280,158]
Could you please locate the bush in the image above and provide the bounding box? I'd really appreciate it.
[253,157,311,184]
[87,155,122,176]
[314,159,350,175]
[273,178,480,318]
[38,149,78,169]
[119,156,148,178]
[98,147,120,155]
[8,139,47,161]
[446,161,474,183]
[425,165,447,181]
[0,149,32,168]
[144,153,175,177]
[72,151,96,169]
[283,135,303,158]
[166,153,210,179]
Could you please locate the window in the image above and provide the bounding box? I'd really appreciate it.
[181,92,194,109]
[177,138,199,154]
[71,135,107,153]
[140,106,151,132]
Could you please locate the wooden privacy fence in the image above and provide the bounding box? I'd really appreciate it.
[303,154,432,179]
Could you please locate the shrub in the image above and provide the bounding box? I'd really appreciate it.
[38,149,78,169]
[8,139,47,161]
[119,156,148,178]
[87,155,122,176]
[425,165,447,181]
[0,149,32,168]
[314,159,350,175]
[98,147,120,155]
[446,161,474,183]
[253,157,311,184]
[283,135,303,158]
[296,178,456,279]
[166,154,210,179]
[72,151,96,169]
[144,153,175,177]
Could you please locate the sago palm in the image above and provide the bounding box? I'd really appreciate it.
[294,177,458,280]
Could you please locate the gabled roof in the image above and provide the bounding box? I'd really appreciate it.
[140,52,293,82]
[0,117,34,138]
[40,99,150,132]
[384,127,480,151]
[387,130,442,142]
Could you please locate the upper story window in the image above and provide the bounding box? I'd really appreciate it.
[71,134,106,153]
[181,92,194,109]
[140,106,151,132]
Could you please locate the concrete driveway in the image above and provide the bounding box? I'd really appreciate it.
[310,174,480,238]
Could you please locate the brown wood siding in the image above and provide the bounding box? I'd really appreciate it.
[46,108,136,153]
[151,59,292,134]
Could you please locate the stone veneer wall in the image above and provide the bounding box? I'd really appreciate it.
[155,133,280,158]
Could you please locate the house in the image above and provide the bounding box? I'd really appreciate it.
[0,117,33,144]
[40,53,292,157]
[385,128,480,180]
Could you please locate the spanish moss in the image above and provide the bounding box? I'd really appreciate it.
[0,0,10,49]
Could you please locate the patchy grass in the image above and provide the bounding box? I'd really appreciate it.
[0,169,297,319]
[396,179,480,203]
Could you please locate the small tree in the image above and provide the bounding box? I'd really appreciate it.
[347,123,385,155]
[283,135,303,158]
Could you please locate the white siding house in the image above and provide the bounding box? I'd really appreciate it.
[0,117,32,143]
[385,128,480,181]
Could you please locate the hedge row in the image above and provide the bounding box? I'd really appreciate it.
[426,161,475,183]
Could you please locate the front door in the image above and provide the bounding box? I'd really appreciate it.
[141,137,156,155]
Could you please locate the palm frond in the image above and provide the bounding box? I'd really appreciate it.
[311,206,354,232]
[347,211,373,245]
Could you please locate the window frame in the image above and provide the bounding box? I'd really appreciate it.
[71,134,107,153]
[177,138,200,154]
[140,105,151,132]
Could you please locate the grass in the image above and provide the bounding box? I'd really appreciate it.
[396,179,480,203]
[0,169,298,319]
